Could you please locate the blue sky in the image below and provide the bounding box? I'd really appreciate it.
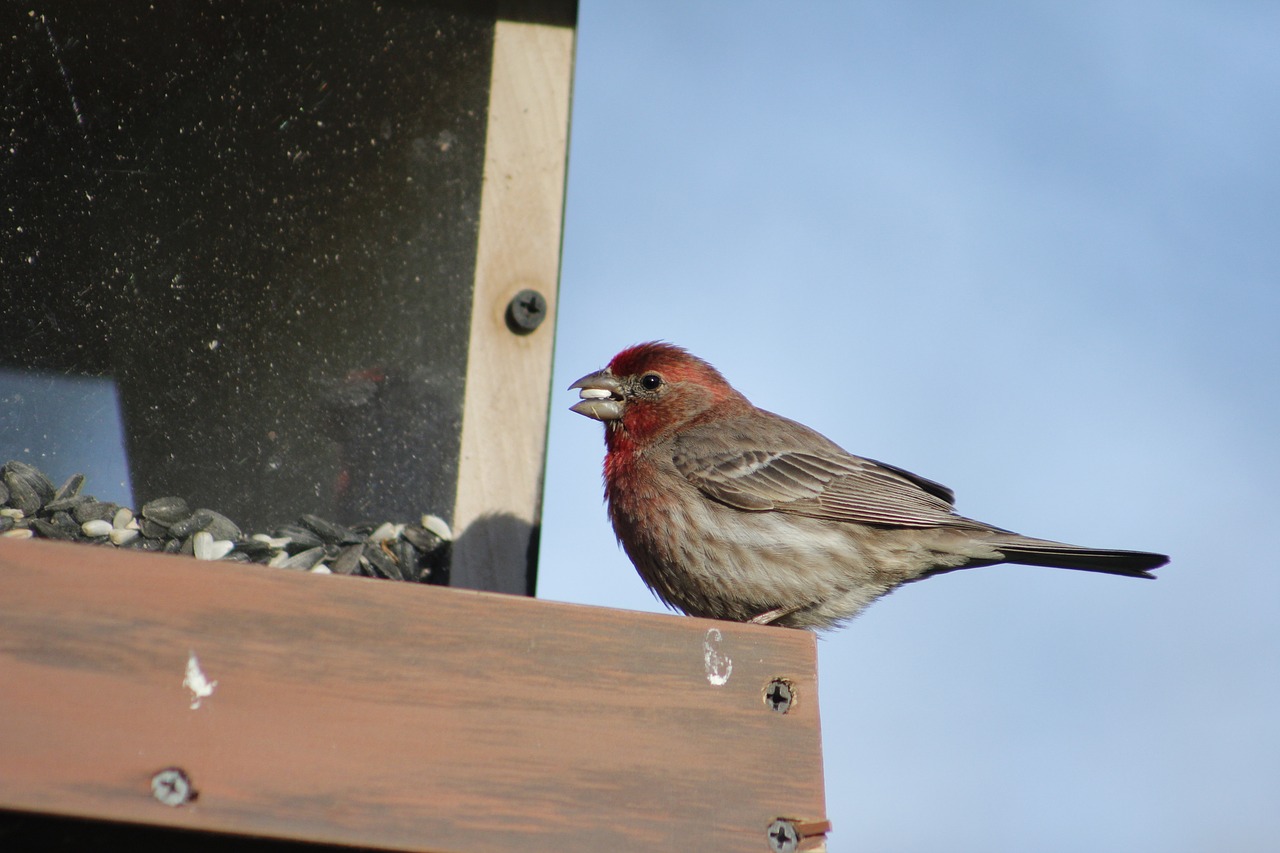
[538,3,1280,851]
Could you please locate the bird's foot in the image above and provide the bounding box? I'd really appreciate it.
[748,603,805,625]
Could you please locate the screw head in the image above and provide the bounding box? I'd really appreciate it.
[767,818,799,853]
[151,767,196,807]
[506,289,547,334]
[764,678,795,714]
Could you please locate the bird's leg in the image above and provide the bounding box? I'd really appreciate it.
[748,603,807,625]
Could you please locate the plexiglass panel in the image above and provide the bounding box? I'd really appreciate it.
[3,3,496,538]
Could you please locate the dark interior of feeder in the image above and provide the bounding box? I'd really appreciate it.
[3,2,499,541]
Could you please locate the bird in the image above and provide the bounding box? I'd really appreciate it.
[569,341,1168,630]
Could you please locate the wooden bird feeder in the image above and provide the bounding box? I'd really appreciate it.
[0,2,830,850]
[0,538,828,851]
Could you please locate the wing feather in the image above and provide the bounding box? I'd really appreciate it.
[671,411,969,529]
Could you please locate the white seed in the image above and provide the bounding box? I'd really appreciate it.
[192,531,214,559]
[369,521,403,542]
[193,532,234,561]
[0,508,25,520]
[112,507,134,529]
[310,563,332,574]
[81,519,113,538]
[2,528,33,539]
[109,527,139,546]
[420,514,452,542]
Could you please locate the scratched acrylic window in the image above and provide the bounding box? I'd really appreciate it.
[2,4,496,581]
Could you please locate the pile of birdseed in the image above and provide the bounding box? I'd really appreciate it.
[0,459,451,583]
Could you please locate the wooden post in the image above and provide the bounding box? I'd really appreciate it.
[451,5,576,595]
[0,539,830,852]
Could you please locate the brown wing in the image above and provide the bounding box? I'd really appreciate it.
[671,411,971,529]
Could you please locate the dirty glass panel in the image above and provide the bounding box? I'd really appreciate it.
[2,2,496,565]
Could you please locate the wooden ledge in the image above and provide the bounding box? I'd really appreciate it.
[0,539,828,852]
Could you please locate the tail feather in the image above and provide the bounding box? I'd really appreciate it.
[988,534,1168,579]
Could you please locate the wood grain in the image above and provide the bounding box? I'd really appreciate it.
[450,12,575,595]
[0,539,828,852]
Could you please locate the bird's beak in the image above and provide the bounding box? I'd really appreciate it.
[569,370,625,421]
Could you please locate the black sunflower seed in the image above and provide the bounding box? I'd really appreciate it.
[44,493,91,513]
[272,524,323,552]
[141,496,192,526]
[198,509,242,542]
[280,546,326,571]
[52,473,85,502]
[5,461,55,503]
[401,523,444,553]
[299,513,361,545]
[73,500,118,524]
[139,518,170,539]
[32,518,76,540]
[232,538,275,560]
[331,544,363,575]
[361,541,404,581]
[4,469,47,515]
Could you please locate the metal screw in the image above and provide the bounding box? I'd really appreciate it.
[767,818,799,853]
[764,678,794,714]
[506,289,547,334]
[151,767,196,807]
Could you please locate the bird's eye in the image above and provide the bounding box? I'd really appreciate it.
[640,373,663,391]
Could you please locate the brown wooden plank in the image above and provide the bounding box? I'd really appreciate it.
[0,539,828,852]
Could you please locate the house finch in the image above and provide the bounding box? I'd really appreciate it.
[570,342,1168,630]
